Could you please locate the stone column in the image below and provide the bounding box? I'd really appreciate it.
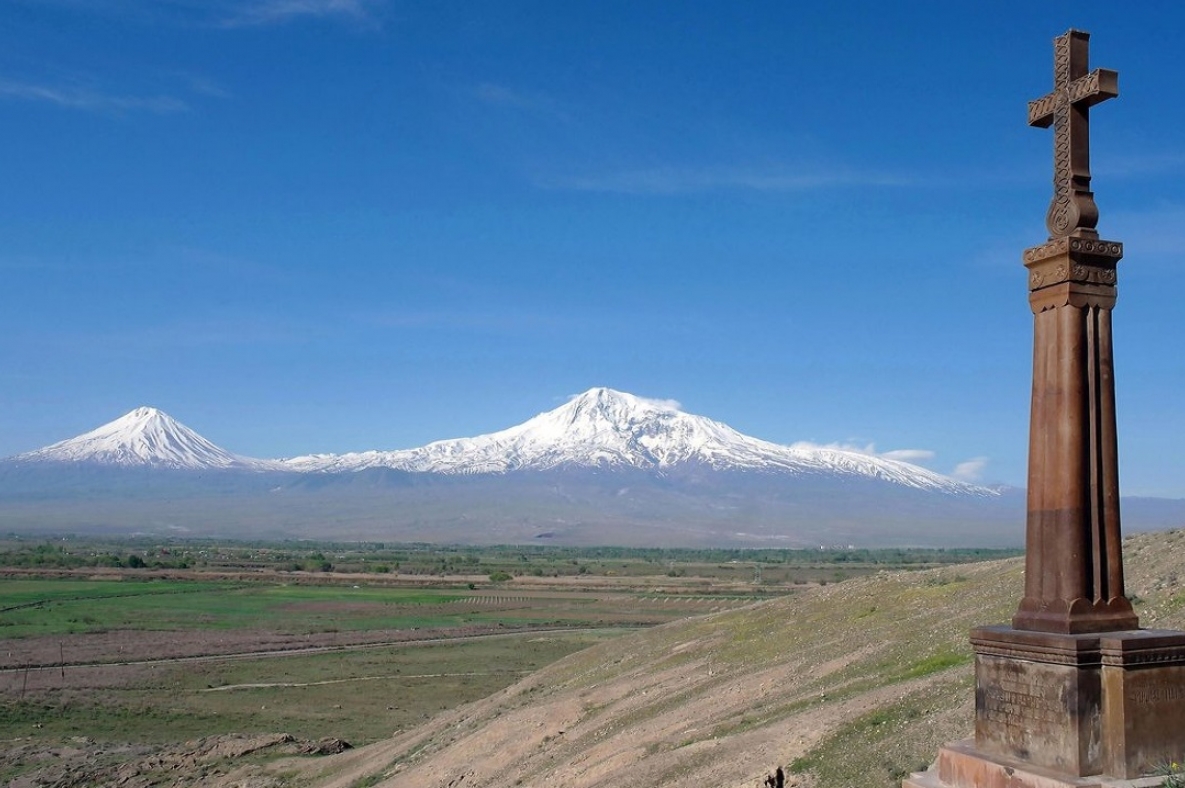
[1011,236,1138,635]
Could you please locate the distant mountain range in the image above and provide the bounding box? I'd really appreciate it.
[2,388,1182,547]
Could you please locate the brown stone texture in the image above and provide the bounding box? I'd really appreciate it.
[1027,30,1118,240]
[1012,29,1136,637]
[1013,239,1138,636]
[1100,631,1185,777]
[903,740,1164,788]
[972,627,1104,776]
[909,626,1185,788]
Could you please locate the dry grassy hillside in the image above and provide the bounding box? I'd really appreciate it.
[270,530,1185,788]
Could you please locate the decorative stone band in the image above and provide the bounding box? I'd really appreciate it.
[1027,260,1117,290]
[1024,236,1123,264]
[1029,281,1117,314]
[971,626,1185,669]
[1099,630,1185,668]
[1024,236,1122,292]
[970,625,1104,668]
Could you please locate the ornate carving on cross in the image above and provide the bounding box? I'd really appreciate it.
[1028,29,1118,240]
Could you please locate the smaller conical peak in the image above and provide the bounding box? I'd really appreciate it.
[15,406,261,470]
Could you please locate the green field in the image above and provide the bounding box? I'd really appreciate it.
[0,537,1020,785]
[3,629,618,745]
[1,580,476,638]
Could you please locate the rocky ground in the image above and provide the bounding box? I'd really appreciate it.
[2,733,351,788]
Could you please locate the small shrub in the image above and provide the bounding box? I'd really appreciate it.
[901,650,970,680]
[1154,760,1185,788]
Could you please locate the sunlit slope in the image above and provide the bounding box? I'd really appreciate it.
[289,530,1185,788]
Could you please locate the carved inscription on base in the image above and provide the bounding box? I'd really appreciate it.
[1103,663,1185,778]
[975,655,1101,776]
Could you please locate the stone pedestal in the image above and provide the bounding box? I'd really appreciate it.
[1100,631,1185,777]
[904,740,1164,788]
[973,627,1105,776]
[904,626,1185,788]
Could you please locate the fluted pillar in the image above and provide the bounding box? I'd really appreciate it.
[1012,235,1138,634]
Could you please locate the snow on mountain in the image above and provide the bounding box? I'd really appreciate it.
[281,387,995,496]
[12,407,275,471]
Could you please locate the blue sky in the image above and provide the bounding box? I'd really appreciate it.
[1,1,1183,496]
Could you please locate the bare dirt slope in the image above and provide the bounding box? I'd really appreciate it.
[252,529,1185,788]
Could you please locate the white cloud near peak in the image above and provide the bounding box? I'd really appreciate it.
[881,448,937,463]
[638,396,682,412]
[952,457,989,482]
[789,441,940,468]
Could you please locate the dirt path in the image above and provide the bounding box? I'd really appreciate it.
[0,625,600,673]
[201,671,531,692]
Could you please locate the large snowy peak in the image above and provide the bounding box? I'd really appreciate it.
[13,407,271,471]
[281,388,993,495]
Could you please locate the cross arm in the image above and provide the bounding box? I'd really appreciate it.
[1027,68,1119,128]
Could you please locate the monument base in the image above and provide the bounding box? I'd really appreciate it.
[906,626,1185,788]
[903,740,1164,788]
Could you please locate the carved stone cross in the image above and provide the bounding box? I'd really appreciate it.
[1028,29,1118,240]
[1013,30,1135,637]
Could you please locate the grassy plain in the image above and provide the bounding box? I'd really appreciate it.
[4,630,616,746]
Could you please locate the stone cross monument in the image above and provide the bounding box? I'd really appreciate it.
[1013,28,1136,636]
[906,30,1185,788]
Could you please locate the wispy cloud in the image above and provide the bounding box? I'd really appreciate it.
[475,83,540,111]
[538,164,913,196]
[637,396,682,412]
[881,448,937,464]
[10,0,383,29]
[360,308,574,334]
[790,441,937,466]
[791,444,991,481]
[558,391,682,412]
[474,82,571,122]
[796,443,924,462]
[221,0,382,28]
[952,457,989,482]
[181,73,232,99]
[791,440,874,454]
[0,78,189,114]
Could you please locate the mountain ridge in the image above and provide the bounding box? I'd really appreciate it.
[8,388,1180,547]
[7,388,994,498]
[278,388,992,496]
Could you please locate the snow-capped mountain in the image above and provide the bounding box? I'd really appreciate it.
[280,387,993,496]
[5,388,1182,546]
[11,406,273,471]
